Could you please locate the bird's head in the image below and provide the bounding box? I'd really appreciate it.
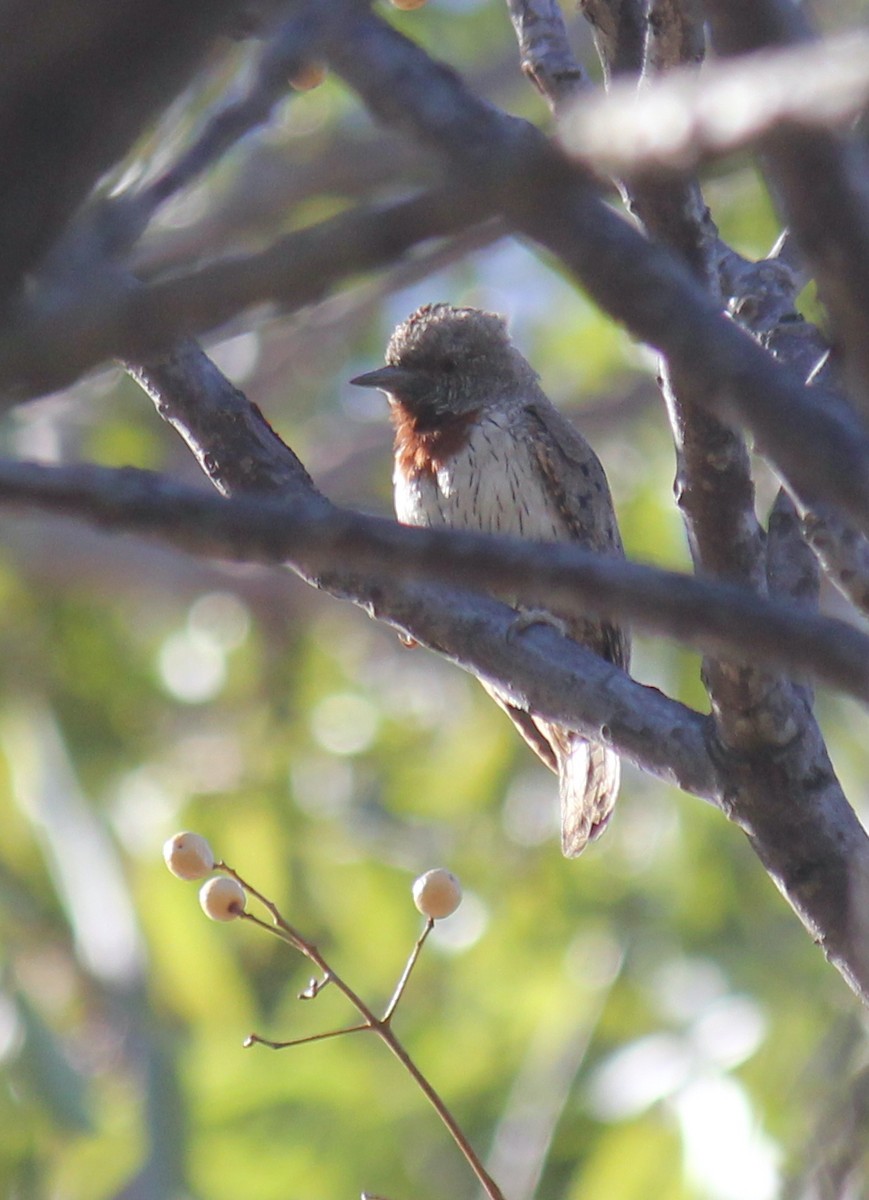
[350,303,537,430]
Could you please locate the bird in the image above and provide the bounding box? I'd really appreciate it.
[351,302,630,856]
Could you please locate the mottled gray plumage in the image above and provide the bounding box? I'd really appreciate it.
[352,303,630,856]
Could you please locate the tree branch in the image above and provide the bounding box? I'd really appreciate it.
[706,1,869,412]
[506,0,588,113]
[4,7,869,556]
[579,0,647,83]
[728,241,869,620]
[499,0,869,1001]
[0,186,496,401]
[42,318,869,1003]
[803,510,869,616]
[0,455,719,800]
[1,456,868,706]
[9,442,869,999]
[574,0,794,757]
[0,0,238,307]
[126,338,318,503]
[558,31,869,175]
[120,10,324,246]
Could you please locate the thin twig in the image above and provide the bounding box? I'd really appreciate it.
[0,187,496,402]
[382,919,434,1024]
[223,862,505,1200]
[133,13,320,226]
[245,1025,370,1049]
[372,1023,506,1200]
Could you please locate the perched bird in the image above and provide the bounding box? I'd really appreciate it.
[351,303,630,856]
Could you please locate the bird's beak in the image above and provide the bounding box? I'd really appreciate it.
[349,365,417,396]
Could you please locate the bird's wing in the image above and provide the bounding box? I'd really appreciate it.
[521,399,631,853]
[523,398,630,671]
[523,397,624,555]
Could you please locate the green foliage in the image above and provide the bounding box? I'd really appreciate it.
[0,558,857,1198]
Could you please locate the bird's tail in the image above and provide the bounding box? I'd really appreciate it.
[559,739,620,858]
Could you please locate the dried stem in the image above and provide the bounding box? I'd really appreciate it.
[220,862,506,1200]
[242,1022,367,1051]
[383,919,435,1024]
[245,1024,370,1050]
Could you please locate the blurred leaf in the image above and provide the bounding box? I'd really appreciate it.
[14,993,92,1134]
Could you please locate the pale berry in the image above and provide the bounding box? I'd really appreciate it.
[163,831,215,880]
[412,868,462,919]
[199,876,246,921]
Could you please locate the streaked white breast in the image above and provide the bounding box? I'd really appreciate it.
[394,407,569,541]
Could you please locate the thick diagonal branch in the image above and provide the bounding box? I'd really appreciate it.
[0,455,718,800]
[0,187,496,401]
[2,456,869,704]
